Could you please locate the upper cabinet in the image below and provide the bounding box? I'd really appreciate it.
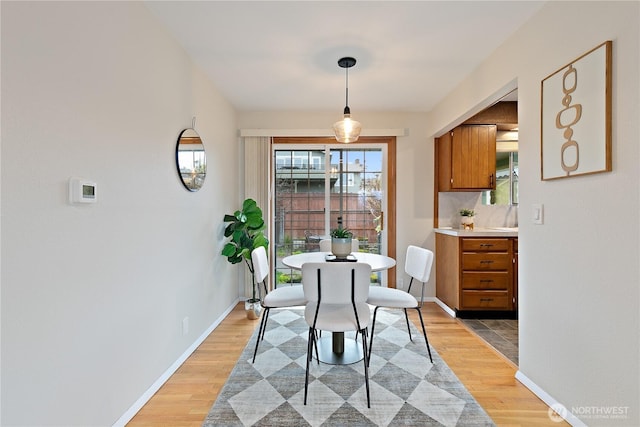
[437,124,497,191]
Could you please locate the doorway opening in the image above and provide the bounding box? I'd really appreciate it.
[433,85,520,365]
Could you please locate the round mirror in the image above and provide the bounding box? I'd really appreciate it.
[176,128,206,192]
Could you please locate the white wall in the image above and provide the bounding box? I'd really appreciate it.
[238,111,438,295]
[1,2,240,425]
[426,1,639,425]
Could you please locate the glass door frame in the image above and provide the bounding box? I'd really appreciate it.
[271,136,397,288]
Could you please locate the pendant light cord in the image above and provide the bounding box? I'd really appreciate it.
[344,65,350,114]
[345,66,349,108]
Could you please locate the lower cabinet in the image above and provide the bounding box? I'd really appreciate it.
[436,233,517,316]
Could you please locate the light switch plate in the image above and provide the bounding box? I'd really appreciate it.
[532,204,544,224]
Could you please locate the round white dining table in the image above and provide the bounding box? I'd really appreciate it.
[282,251,396,272]
[281,251,396,365]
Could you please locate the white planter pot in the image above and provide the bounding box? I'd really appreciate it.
[461,216,474,230]
[331,238,353,258]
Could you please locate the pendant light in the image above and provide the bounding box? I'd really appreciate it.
[333,57,362,143]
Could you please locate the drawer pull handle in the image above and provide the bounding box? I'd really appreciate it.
[479,244,494,247]
[480,298,494,302]
[479,279,494,283]
[479,260,494,264]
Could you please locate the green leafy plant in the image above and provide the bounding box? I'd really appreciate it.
[221,198,269,302]
[459,209,475,217]
[330,226,353,239]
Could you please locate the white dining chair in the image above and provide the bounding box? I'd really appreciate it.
[302,262,372,407]
[406,244,433,307]
[251,246,306,363]
[366,245,434,364]
[318,238,359,253]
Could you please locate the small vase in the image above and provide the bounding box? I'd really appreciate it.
[331,237,353,259]
[245,299,262,320]
[461,216,474,230]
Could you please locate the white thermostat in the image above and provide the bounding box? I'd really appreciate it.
[69,177,97,204]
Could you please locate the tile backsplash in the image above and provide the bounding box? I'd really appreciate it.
[438,192,518,228]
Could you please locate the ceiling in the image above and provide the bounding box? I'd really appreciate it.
[145,1,544,113]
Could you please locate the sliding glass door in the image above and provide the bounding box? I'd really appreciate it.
[272,143,389,287]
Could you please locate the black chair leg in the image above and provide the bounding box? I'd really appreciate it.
[367,306,380,367]
[403,308,413,341]
[259,308,271,341]
[361,328,371,408]
[312,329,319,363]
[304,327,314,405]
[413,307,433,363]
[252,307,270,363]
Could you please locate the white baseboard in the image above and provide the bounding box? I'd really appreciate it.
[433,297,456,317]
[113,298,241,427]
[515,370,587,427]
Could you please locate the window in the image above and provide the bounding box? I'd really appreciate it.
[483,151,518,205]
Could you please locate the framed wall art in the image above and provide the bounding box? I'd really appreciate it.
[541,40,612,180]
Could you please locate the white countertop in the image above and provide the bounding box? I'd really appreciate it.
[435,227,518,237]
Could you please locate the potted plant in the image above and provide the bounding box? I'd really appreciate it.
[222,198,269,319]
[459,208,475,230]
[330,226,353,259]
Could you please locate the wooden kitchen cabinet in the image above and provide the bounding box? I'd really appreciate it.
[436,233,517,316]
[436,124,497,191]
[460,237,512,310]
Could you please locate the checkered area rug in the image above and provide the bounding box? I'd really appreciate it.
[203,308,494,426]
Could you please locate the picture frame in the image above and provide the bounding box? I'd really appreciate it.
[541,40,612,180]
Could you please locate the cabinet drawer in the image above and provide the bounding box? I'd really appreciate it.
[462,253,511,270]
[461,272,510,290]
[461,291,511,310]
[462,238,510,252]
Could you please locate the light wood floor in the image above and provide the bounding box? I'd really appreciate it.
[127,302,566,426]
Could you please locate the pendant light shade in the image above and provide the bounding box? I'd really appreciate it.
[333,57,362,143]
[333,110,362,143]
